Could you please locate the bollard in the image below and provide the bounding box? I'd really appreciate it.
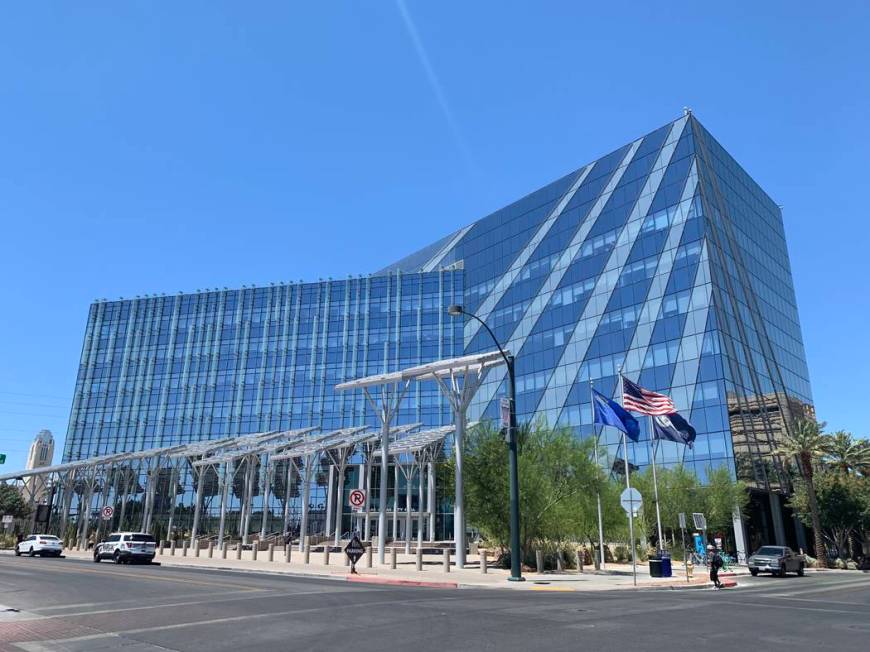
[304,541,311,565]
[222,542,228,559]
[208,542,214,559]
[556,550,564,572]
[235,544,242,560]
[170,541,176,556]
[324,546,330,565]
[182,541,188,557]
[252,545,258,561]
[443,548,451,573]
[285,544,292,563]
[390,547,397,570]
[536,549,544,572]
[365,545,373,568]
[268,543,275,562]
[577,548,584,574]
[416,546,423,571]
[158,542,164,556]
[194,540,200,558]
[344,552,350,567]
[480,549,488,574]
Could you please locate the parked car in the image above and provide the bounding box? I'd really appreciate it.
[748,545,805,577]
[93,532,156,564]
[15,534,63,557]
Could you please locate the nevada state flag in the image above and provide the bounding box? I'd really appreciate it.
[651,412,697,448]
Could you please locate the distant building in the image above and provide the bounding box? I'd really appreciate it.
[24,429,54,505]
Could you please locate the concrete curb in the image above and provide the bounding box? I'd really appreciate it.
[346,575,459,590]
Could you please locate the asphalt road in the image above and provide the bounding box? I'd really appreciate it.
[1,554,868,651]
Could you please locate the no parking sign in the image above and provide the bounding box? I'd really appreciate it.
[349,489,366,511]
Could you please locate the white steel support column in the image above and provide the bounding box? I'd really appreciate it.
[166,463,180,542]
[298,458,312,552]
[363,458,373,541]
[404,464,413,554]
[392,464,399,541]
[333,457,347,547]
[282,462,293,537]
[325,465,335,538]
[242,457,257,545]
[416,459,425,550]
[217,462,231,547]
[427,461,435,542]
[260,455,271,540]
[190,463,206,542]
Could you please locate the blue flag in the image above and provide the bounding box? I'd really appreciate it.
[592,389,640,441]
[651,412,697,448]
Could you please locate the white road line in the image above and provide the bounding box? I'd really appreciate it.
[14,595,460,648]
[18,588,376,621]
[762,579,870,598]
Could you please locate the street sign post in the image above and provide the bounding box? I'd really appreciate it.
[344,533,365,574]
[620,487,642,516]
[348,489,366,511]
[101,505,115,521]
[692,513,707,552]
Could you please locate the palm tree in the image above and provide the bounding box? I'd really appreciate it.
[825,431,870,475]
[777,417,829,567]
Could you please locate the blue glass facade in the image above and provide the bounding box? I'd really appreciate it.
[65,114,811,546]
[65,272,463,461]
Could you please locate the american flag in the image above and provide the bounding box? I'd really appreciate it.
[622,377,676,415]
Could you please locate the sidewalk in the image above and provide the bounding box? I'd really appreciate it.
[46,547,737,591]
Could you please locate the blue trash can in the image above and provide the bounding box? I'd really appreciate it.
[660,552,672,578]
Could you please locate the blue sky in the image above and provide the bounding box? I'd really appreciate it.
[1,2,868,469]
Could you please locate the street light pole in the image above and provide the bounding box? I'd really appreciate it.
[448,305,524,582]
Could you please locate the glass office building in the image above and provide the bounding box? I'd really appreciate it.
[65,112,812,548]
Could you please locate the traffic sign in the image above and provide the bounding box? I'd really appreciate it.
[620,487,642,515]
[101,505,115,521]
[2,515,13,524]
[348,489,366,510]
[692,512,707,530]
[678,512,686,529]
[344,533,365,573]
[0,453,6,464]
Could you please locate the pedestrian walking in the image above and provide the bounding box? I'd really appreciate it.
[708,544,723,589]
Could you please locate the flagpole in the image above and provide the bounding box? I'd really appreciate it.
[618,372,637,587]
[590,380,606,571]
[648,417,664,552]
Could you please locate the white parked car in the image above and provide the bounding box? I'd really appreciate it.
[15,534,63,557]
[93,532,156,564]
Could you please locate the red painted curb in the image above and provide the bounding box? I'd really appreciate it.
[345,575,458,589]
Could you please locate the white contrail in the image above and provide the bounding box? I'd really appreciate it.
[395,0,475,174]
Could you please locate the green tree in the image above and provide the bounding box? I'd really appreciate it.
[824,431,870,476]
[456,421,601,561]
[777,417,830,567]
[0,483,30,519]
[703,465,749,533]
[790,471,866,559]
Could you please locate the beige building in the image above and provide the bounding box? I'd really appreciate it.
[23,429,54,505]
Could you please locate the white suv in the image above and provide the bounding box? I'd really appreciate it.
[15,534,63,557]
[93,532,157,564]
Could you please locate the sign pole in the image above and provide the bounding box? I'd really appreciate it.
[648,422,664,552]
[622,431,637,587]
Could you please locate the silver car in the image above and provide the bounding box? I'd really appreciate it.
[748,545,805,577]
[93,532,156,564]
